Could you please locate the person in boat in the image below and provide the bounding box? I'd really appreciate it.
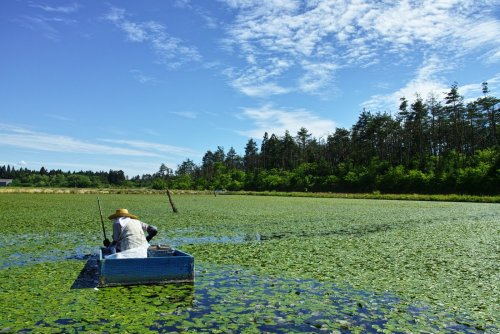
[103,208,158,252]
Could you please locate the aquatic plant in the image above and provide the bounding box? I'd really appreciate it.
[0,194,498,332]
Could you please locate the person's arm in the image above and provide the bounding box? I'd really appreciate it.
[112,221,121,243]
[104,222,122,247]
[145,224,158,242]
[139,220,158,242]
[103,221,120,247]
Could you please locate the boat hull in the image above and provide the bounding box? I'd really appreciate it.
[98,247,194,287]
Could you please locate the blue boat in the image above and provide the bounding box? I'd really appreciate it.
[98,245,194,287]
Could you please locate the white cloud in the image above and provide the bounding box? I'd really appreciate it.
[100,139,201,157]
[104,7,201,69]
[361,56,451,112]
[485,49,500,64]
[237,104,336,138]
[225,65,292,96]
[0,123,159,157]
[28,2,81,13]
[170,111,198,119]
[0,123,204,176]
[458,19,500,63]
[130,69,158,84]
[459,73,500,103]
[174,0,218,29]
[220,0,500,96]
[298,61,338,94]
[16,2,79,41]
[234,80,290,97]
[15,15,75,41]
[45,114,72,121]
[362,59,500,112]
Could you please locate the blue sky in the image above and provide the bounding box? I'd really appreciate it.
[1,0,499,177]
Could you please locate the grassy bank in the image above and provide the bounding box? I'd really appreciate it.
[0,187,211,195]
[224,190,500,203]
[1,187,499,202]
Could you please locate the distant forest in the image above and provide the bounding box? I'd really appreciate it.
[2,82,499,195]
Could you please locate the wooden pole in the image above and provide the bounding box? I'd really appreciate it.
[166,189,178,213]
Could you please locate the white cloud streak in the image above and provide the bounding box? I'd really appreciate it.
[169,111,198,119]
[0,124,160,157]
[130,69,158,84]
[28,2,81,14]
[15,15,76,41]
[0,123,200,159]
[45,114,72,121]
[15,1,80,41]
[104,7,201,69]
[238,104,336,138]
[221,0,500,97]
[100,139,200,157]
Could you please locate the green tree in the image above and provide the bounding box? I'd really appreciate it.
[296,127,312,164]
[351,111,376,165]
[157,163,172,179]
[225,147,243,169]
[282,130,298,169]
[262,134,281,169]
[108,170,125,185]
[151,178,168,190]
[326,128,351,166]
[444,82,466,156]
[477,82,500,147]
[172,174,194,189]
[409,96,430,168]
[243,139,259,172]
[67,174,92,188]
[427,94,445,168]
[201,150,216,180]
[176,159,197,176]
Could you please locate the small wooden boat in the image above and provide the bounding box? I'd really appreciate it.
[98,245,194,287]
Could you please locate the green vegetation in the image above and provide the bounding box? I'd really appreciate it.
[2,187,499,203]
[0,193,498,333]
[2,83,499,195]
[226,190,500,203]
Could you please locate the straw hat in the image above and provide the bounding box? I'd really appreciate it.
[108,208,139,220]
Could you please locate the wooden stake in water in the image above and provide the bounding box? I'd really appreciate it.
[166,189,178,213]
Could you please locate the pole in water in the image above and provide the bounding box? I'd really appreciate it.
[166,189,178,213]
[97,197,107,239]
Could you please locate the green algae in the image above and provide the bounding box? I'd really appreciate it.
[0,193,498,332]
[0,261,491,333]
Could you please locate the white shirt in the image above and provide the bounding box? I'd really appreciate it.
[112,217,149,251]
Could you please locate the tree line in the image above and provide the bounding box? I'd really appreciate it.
[2,82,499,195]
[0,166,129,188]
